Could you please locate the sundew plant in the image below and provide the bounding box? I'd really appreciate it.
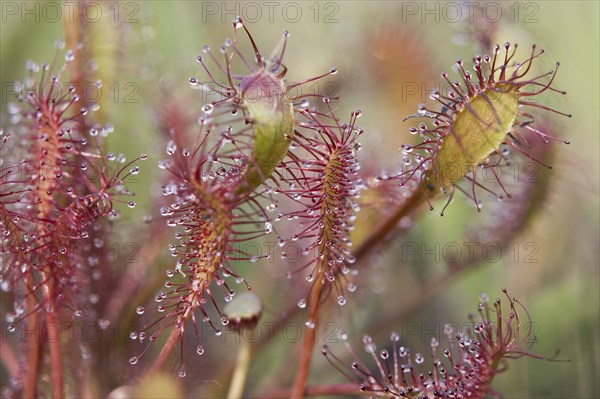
[0,2,598,399]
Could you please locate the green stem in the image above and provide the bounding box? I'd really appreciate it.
[227,337,253,399]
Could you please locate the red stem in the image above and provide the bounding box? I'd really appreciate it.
[149,321,185,373]
[0,341,19,381]
[290,273,325,398]
[23,283,40,399]
[47,314,64,399]
[353,188,426,259]
[41,272,64,399]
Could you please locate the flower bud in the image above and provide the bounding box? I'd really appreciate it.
[223,292,263,332]
[240,68,294,190]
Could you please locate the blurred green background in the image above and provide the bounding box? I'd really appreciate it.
[1,1,598,398]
